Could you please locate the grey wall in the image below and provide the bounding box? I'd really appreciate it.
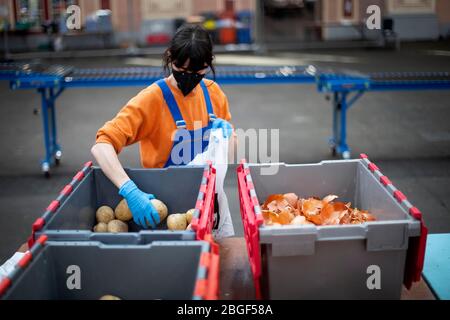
[390,13,440,40]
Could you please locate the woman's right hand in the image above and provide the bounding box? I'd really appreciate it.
[118,180,160,229]
[91,143,159,229]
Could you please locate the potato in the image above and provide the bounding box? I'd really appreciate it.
[114,199,133,222]
[185,209,195,225]
[96,206,115,224]
[167,214,187,231]
[107,220,129,233]
[114,198,168,227]
[99,295,121,300]
[151,199,168,223]
[93,222,108,233]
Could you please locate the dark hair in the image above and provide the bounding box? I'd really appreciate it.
[163,24,216,81]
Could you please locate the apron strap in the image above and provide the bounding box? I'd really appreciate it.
[156,79,186,129]
[200,80,217,122]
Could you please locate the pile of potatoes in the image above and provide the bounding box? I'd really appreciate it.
[93,199,196,232]
[93,198,169,233]
[94,205,125,233]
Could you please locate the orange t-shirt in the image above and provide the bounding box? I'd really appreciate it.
[96,78,232,168]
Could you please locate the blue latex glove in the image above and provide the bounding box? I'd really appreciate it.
[212,118,233,139]
[118,180,160,229]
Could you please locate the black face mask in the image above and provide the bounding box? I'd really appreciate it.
[172,69,205,96]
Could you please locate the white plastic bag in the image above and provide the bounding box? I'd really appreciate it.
[188,130,235,240]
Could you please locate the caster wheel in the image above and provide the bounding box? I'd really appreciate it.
[342,151,351,160]
[55,150,62,166]
[42,162,50,178]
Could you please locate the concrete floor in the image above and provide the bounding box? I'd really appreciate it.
[1,42,450,262]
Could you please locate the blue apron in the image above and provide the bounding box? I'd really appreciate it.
[156,79,217,167]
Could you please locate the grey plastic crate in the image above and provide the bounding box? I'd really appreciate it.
[1,237,219,300]
[237,157,427,300]
[29,163,215,245]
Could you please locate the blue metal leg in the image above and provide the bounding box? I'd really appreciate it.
[338,92,351,159]
[48,89,62,165]
[38,87,65,176]
[330,92,339,156]
[39,89,52,176]
[328,90,364,159]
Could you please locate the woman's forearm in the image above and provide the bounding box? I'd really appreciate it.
[91,143,130,189]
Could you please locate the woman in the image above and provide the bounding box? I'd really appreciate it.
[91,24,233,230]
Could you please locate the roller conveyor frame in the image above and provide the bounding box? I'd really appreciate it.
[9,65,316,88]
[316,71,450,159]
[2,62,450,175]
[1,63,315,176]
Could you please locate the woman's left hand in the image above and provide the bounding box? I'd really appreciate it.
[212,118,233,139]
